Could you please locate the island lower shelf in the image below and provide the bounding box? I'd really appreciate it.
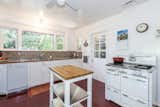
[53,82,88,106]
[53,97,84,107]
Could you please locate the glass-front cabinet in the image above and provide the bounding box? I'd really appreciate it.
[94,35,106,58]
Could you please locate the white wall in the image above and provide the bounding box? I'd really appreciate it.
[75,0,160,105]
[0,18,77,51]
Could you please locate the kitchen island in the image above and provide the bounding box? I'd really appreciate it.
[49,65,93,107]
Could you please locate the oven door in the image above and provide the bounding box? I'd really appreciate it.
[121,74,148,101]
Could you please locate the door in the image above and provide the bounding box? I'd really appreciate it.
[90,32,107,82]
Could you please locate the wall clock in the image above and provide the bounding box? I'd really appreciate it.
[136,23,149,33]
[83,40,88,47]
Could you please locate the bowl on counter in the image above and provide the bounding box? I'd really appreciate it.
[113,57,124,64]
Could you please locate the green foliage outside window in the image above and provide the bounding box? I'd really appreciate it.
[22,31,54,50]
[0,29,17,49]
[56,35,64,50]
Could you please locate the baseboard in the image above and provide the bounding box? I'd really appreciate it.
[153,101,160,107]
[93,78,105,84]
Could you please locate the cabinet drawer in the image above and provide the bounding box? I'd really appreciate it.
[121,92,148,107]
[121,93,135,107]
[106,72,120,89]
[110,88,121,105]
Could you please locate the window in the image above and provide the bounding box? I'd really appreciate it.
[56,35,64,50]
[94,35,106,58]
[22,31,54,50]
[0,28,65,51]
[0,28,17,49]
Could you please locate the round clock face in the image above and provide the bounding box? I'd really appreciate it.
[136,23,149,33]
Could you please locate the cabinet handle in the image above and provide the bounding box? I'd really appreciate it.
[106,72,111,74]
[107,69,116,72]
[113,90,119,94]
[122,93,128,97]
[119,71,127,74]
[122,76,128,79]
[137,99,146,104]
[114,74,119,76]
[136,79,146,83]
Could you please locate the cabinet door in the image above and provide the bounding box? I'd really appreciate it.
[67,59,83,67]
[106,71,120,90]
[7,63,28,91]
[41,62,51,84]
[28,62,43,87]
[0,65,7,94]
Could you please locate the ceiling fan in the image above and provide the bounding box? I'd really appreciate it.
[46,0,79,12]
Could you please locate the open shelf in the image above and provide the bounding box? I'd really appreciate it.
[54,82,88,105]
[53,97,84,107]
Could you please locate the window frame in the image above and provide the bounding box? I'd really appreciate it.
[0,27,65,51]
[21,30,55,51]
[94,35,106,59]
[55,35,65,50]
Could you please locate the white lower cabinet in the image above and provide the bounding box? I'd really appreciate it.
[41,61,51,84]
[7,63,28,93]
[28,59,83,88]
[28,62,43,87]
[0,59,83,93]
[28,62,51,88]
[0,65,7,95]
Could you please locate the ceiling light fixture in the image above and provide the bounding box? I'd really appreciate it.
[39,10,44,17]
[57,0,66,7]
[46,0,79,12]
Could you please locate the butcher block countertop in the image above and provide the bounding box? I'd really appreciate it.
[50,65,93,80]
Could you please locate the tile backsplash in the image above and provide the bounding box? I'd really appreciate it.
[1,51,82,60]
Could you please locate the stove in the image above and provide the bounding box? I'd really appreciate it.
[133,64,152,70]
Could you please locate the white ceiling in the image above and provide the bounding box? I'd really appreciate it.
[0,0,148,29]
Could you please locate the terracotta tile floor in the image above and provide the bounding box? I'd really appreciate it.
[0,79,120,107]
[28,84,49,97]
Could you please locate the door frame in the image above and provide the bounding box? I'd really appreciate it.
[89,31,108,82]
